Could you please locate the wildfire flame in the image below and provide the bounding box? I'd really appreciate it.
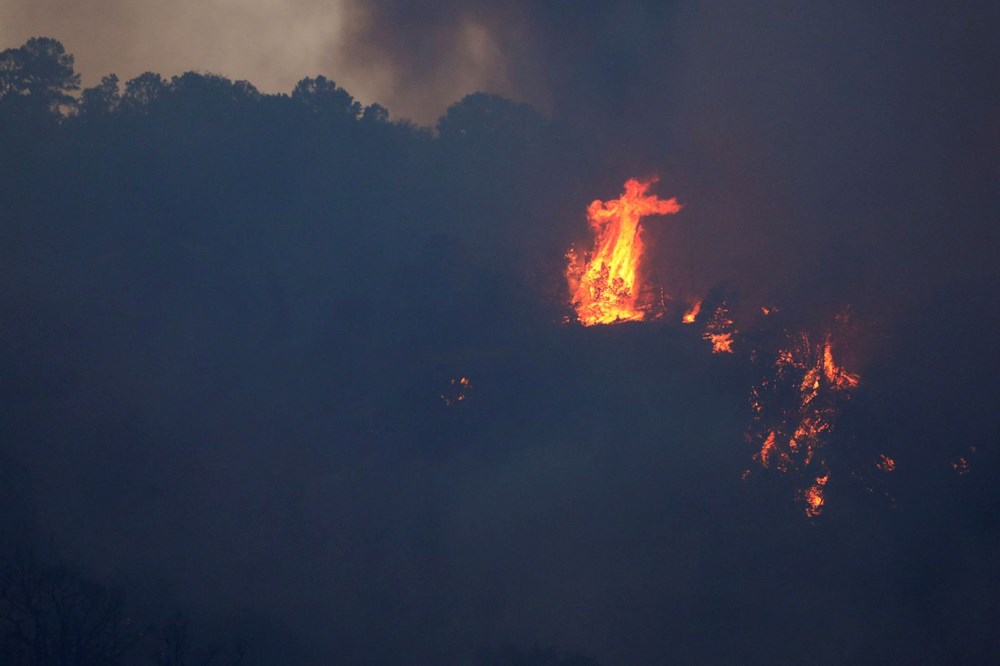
[566,178,682,326]
[822,338,860,390]
[703,303,737,353]
[749,329,859,517]
[800,474,829,518]
[682,300,702,324]
[559,180,875,517]
[877,454,896,473]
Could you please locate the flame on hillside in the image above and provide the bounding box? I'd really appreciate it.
[557,178,892,518]
[682,300,702,324]
[703,303,737,353]
[566,178,682,326]
[799,474,830,518]
[748,330,859,517]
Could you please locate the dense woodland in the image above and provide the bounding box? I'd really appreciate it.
[0,37,610,666]
[0,37,998,665]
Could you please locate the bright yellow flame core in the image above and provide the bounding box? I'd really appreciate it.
[567,178,682,326]
[682,300,702,324]
[801,475,829,518]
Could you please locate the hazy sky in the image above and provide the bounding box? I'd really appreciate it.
[0,0,517,123]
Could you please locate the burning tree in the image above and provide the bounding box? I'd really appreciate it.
[747,330,860,517]
[566,178,682,325]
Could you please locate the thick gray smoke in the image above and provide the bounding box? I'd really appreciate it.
[340,1,999,328]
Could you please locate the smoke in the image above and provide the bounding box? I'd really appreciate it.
[338,0,1000,326]
[0,0,527,122]
[656,2,1000,317]
[2,1,999,663]
[332,1,531,124]
[0,0,353,102]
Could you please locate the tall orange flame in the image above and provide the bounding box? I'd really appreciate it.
[566,178,682,326]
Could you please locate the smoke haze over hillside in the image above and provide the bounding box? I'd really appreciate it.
[1,3,999,664]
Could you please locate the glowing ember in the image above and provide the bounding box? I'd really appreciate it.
[703,303,736,353]
[748,328,859,516]
[877,454,896,473]
[823,337,860,390]
[441,376,471,407]
[800,474,829,518]
[950,446,977,475]
[681,300,702,324]
[566,178,682,326]
[757,430,792,472]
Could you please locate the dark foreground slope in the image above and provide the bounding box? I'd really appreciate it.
[0,38,998,665]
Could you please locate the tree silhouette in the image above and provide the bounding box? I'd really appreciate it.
[361,102,390,124]
[0,37,80,116]
[0,35,647,666]
[291,75,361,119]
[436,92,544,142]
[167,72,260,110]
[78,73,120,117]
[0,549,136,665]
[155,612,246,666]
[121,72,168,113]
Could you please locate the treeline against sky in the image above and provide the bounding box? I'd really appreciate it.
[0,36,617,665]
[1,36,998,665]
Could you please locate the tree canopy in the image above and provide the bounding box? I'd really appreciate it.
[0,37,80,115]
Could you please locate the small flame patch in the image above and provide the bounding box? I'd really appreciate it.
[441,376,471,407]
[703,303,737,354]
[877,454,896,473]
[682,300,702,324]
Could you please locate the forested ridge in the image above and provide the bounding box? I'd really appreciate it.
[1,36,997,665]
[0,36,609,665]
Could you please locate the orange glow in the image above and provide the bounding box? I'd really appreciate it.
[566,178,682,326]
[756,431,792,472]
[801,474,829,518]
[706,333,733,353]
[703,303,736,353]
[441,376,471,407]
[823,337,859,390]
[748,327,859,517]
[682,300,702,324]
[877,454,896,473]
